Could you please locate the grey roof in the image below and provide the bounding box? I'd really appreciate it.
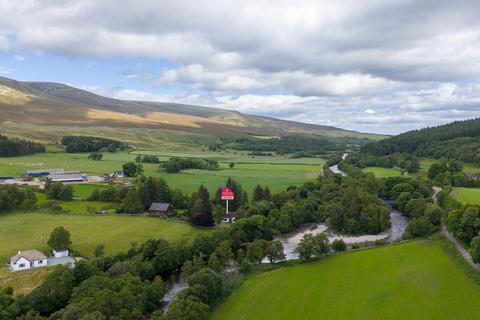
[11,250,47,263]
[53,248,69,252]
[149,203,172,211]
[49,173,87,181]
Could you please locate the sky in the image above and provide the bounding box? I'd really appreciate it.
[1,1,480,134]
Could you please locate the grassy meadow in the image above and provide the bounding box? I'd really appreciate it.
[0,151,323,195]
[451,187,480,205]
[0,212,210,262]
[211,239,480,320]
[362,166,402,178]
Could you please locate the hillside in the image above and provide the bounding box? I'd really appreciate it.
[361,118,480,163]
[0,76,383,149]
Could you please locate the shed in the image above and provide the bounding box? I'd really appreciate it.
[148,203,174,216]
[53,248,69,258]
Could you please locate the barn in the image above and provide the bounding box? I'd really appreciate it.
[148,203,174,216]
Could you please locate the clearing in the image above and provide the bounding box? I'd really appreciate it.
[362,166,402,178]
[451,187,480,205]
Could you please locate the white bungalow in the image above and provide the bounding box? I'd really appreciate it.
[10,250,47,271]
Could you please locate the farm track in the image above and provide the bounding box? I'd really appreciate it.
[433,186,480,272]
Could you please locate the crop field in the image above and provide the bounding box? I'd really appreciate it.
[0,212,210,262]
[211,240,480,320]
[362,166,402,178]
[451,187,480,205]
[0,152,323,195]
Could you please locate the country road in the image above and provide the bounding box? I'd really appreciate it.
[433,186,480,272]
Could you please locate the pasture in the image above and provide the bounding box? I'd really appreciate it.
[0,212,210,262]
[451,187,480,205]
[211,239,480,320]
[0,151,323,195]
[362,166,402,178]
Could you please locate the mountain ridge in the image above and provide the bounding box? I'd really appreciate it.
[0,76,385,147]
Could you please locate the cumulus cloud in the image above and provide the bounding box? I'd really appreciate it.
[1,0,480,133]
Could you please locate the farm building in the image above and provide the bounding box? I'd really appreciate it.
[148,203,174,216]
[10,250,47,271]
[27,168,64,177]
[112,171,125,179]
[49,173,87,183]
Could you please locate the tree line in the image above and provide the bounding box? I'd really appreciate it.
[208,135,345,157]
[361,118,480,164]
[61,136,127,153]
[163,157,219,173]
[343,152,420,173]
[0,135,45,157]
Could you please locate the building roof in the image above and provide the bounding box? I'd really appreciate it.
[53,248,69,252]
[27,168,64,175]
[49,173,86,182]
[149,203,172,212]
[11,250,47,263]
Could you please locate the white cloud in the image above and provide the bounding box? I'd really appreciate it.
[0,66,14,74]
[14,54,25,61]
[2,0,480,132]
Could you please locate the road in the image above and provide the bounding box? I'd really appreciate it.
[433,186,480,271]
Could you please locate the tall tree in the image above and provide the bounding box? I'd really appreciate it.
[123,188,143,213]
[191,185,214,227]
[48,226,72,250]
[252,185,265,202]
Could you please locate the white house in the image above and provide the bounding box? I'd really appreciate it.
[10,250,48,271]
[53,248,69,258]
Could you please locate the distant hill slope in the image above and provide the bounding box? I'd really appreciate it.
[0,76,384,148]
[361,118,480,164]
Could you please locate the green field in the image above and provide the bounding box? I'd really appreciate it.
[211,240,480,320]
[0,212,209,262]
[418,158,480,177]
[451,187,480,205]
[0,152,323,195]
[362,166,402,178]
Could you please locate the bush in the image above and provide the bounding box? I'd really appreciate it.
[331,239,347,252]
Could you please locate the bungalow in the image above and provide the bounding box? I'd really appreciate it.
[10,250,47,271]
[222,214,236,223]
[148,203,174,216]
[10,249,75,272]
